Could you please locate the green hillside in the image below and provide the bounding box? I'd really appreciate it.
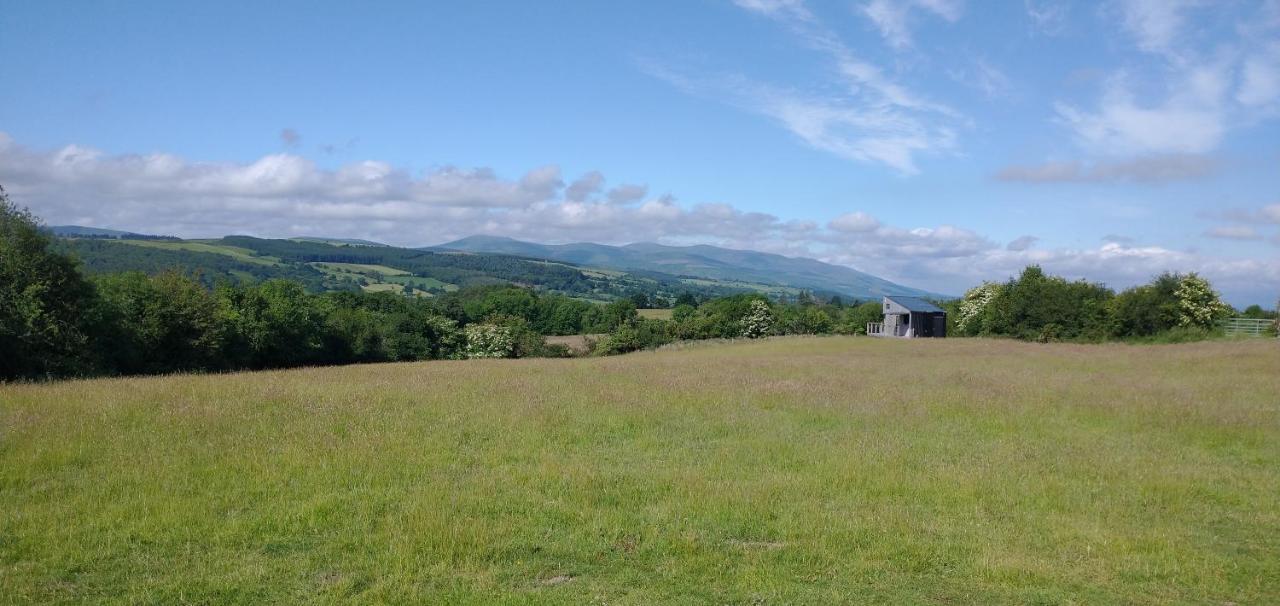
[54,235,807,303]
[434,235,943,300]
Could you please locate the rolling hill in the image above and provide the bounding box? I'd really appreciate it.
[50,226,947,302]
[433,235,942,300]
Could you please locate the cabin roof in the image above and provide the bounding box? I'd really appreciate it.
[886,296,944,313]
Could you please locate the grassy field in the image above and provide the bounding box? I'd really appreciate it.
[118,239,281,266]
[2,337,1278,604]
[637,308,674,320]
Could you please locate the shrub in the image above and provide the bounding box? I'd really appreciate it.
[740,300,775,338]
[464,323,516,358]
[594,318,673,355]
[839,301,884,335]
[1175,273,1230,329]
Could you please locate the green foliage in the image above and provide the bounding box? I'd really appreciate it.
[983,266,1112,341]
[1109,273,1181,337]
[0,189,99,379]
[93,271,226,374]
[1239,304,1278,320]
[776,303,830,335]
[955,282,1000,335]
[594,318,674,355]
[839,301,884,335]
[55,238,341,291]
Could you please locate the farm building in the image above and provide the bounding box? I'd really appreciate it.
[867,296,947,338]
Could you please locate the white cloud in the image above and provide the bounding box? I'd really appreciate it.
[658,0,963,174]
[1118,0,1202,56]
[861,0,964,50]
[2,132,1276,304]
[1055,2,1280,157]
[829,211,880,232]
[1055,72,1226,155]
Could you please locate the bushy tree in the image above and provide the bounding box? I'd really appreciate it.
[741,299,775,338]
[464,323,516,358]
[1109,273,1180,337]
[955,282,1000,335]
[217,280,329,369]
[594,318,673,355]
[839,301,884,335]
[93,271,226,374]
[0,188,99,379]
[1175,273,1229,329]
[985,266,1112,341]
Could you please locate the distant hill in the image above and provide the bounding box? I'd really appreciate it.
[433,235,943,300]
[290,236,388,247]
[49,225,152,238]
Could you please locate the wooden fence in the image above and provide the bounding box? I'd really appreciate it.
[1221,317,1275,337]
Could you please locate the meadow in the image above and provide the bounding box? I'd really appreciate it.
[2,337,1278,604]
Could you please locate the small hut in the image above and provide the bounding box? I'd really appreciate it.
[867,296,946,338]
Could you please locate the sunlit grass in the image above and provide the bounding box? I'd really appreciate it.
[2,337,1278,604]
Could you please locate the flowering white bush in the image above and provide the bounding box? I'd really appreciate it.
[1175,273,1229,329]
[464,323,516,358]
[740,300,775,338]
[956,282,1000,333]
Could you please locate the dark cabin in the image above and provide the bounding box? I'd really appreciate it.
[867,296,947,338]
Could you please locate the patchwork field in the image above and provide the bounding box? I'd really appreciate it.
[2,337,1278,604]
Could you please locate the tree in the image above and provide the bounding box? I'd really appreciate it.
[741,299,775,338]
[1109,273,1180,337]
[840,301,884,335]
[955,282,1000,335]
[93,271,226,374]
[674,292,698,307]
[0,187,100,379]
[1175,273,1229,329]
[464,323,516,358]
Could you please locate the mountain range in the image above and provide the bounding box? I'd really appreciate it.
[47,226,943,301]
[432,235,940,300]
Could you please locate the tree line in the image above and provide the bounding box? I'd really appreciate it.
[4,188,1273,381]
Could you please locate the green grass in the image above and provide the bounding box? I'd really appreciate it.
[118,239,280,266]
[382,275,457,291]
[2,338,1278,604]
[310,262,411,276]
[637,308,674,320]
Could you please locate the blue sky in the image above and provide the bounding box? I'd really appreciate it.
[1,0,1277,305]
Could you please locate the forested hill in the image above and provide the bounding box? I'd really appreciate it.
[53,235,824,303]
[433,235,941,300]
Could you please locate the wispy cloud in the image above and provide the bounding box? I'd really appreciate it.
[1205,226,1263,240]
[995,154,1219,183]
[653,0,963,174]
[859,0,964,49]
[1024,0,1068,35]
[1054,1,1280,157]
